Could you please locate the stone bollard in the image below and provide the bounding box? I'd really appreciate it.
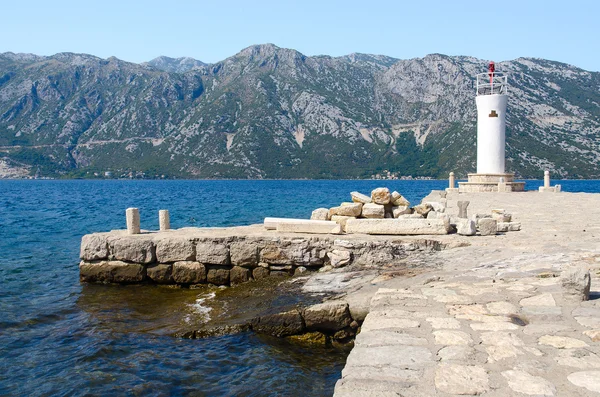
[126,208,141,235]
[449,172,455,189]
[561,267,591,302]
[457,201,470,219]
[159,210,170,231]
[544,170,550,188]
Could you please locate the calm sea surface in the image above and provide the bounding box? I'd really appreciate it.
[1,179,599,396]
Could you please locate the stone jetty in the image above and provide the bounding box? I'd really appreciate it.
[79,187,600,395]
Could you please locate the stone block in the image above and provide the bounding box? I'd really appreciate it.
[399,213,424,219]
[80,233,109,260]
[413,203,433,216]
[331,215,356,232]
[172,261,206,284]
[329,203,362,217]
[345,217,450,235]
[251,309,304,337]
[146,263,173,284]
[427,201,446,213]
[230,266,251,285]
[478,218,497,236]
[207,266,230,286]
[109,236,156,264]
[196,242,230,265]
[276,221,341,234]
[327,250,352,268]
[310,208,330,220]
[390,191,410,206]
[392,205,411,218]
[252,267,270,280]
[155,237,196,263]
[497,222,510,232]
[427,211,440,219]
[263,217,318,230]
[79,260,146,283]
[371,187,391,205]
[492,210,512,222]
[457,219,476,236]
[303,301,352,332]
[562,267,591,302]
[260,244,293,265]
[230,241,259,267]
[350,191,372,204]
[361,203,385,218]
[508,222,521,231]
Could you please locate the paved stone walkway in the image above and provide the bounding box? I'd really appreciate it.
[334,263,600,396]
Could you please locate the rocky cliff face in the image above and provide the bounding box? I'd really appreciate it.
[0,45,598,179]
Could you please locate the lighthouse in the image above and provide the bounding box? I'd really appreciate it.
[476,62,507,174]
[459,62,524,192]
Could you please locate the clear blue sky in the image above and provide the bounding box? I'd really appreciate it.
[1,0,597,71]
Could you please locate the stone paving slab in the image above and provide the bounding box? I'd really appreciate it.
[334,269,600,396]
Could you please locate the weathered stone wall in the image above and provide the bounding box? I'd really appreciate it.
[80,230,445,286]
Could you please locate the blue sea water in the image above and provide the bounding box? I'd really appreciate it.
[1,179,599,396]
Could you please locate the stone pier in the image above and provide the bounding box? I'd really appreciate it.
[79,226,450,287]
[333,191,600,397]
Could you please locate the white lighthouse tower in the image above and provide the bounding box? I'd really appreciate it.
[459,62,524,192]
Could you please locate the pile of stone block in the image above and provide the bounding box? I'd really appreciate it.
[471,209,521,236]
[310,187,449,232]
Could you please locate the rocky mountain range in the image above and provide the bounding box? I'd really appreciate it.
[0,44,598,179]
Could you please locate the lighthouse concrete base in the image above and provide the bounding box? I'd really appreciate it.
[458,173,525,193]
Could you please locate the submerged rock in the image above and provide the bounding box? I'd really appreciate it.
[79,260,146,283]
[287,332,328,346]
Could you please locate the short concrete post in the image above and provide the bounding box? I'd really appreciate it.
[126,208,140,235]
[498,177,506,192]
[449,172,455,189]
[457,201,470,219]
[159,210,170,231]
[544,170,550,188]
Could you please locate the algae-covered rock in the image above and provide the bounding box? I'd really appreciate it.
[79,260,146,283]
[207,266,230,285]
[146,263,173,284]
[251,309,304,337]
[172,261,206,284]
[303,301,353,332]
[230,266,251,285]
[287,332,328,346]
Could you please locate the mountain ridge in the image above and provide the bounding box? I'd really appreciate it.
[0,44,598,179]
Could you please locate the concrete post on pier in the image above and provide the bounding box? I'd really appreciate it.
[498,176,507,192]
[126,208,141,235]
[539,170,560,193]
[446,172,459,193]
[159,210,170,231]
